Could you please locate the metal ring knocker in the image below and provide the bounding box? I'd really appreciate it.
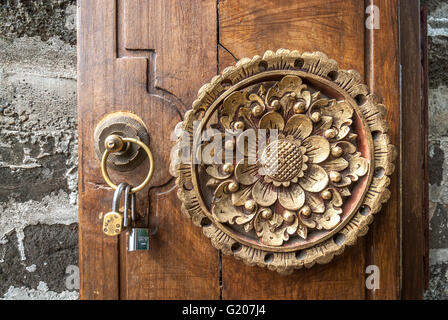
[101,134,154,193]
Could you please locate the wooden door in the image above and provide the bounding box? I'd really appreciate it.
[77,0,428,299]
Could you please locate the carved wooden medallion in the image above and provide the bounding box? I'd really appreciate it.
[170,50,396,273]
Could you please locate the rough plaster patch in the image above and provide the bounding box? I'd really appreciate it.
[0,35,78,205]
[65,5,77,31]
[429,85,448,138]
[430,249,448,265]
[0,36,76,79]
[427,0,448,36]
[428,25,448,37]
[25,264,37,272]
[1,282,78,300]
[25,264,36,272]
[429,1,448,20]
[0,128,78,204]
[0,190,77,260]
[429,139,448,204]
[0,0,76,44]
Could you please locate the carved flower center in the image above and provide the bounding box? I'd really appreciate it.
[261,139,303,182]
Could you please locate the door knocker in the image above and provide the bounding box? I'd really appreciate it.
[170,49,396,274]
[94,113,153,251]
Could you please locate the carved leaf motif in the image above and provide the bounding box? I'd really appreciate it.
[321,100,354,130]
[312,115,333,136]
[347,152,370,179]
[206,164,231,180]
[313,203,343,230]
[265,75,306,104]
[300,214,317,229]
[212,191,255,225]
[320,158,349,172]
[213,181,231,198]
[254,212,294,246]
[329,188,343,207]
[305,192,325,213]
[206,178,221,188]
[297,223,308,240]
[310,98,330,110]
[231,185,252,206]
[221,91,248,129]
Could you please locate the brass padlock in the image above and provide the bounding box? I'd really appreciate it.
[103,182,128,236]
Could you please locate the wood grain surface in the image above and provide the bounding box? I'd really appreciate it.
[78,0,427,300]
[218,0,368,300]
[365,0,401,300]
[400,0,427,299]
[78,0,219,299]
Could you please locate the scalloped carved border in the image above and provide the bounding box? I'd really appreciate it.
[170,49,396,274]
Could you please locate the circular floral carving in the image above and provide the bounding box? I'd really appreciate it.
[170,49,396,274]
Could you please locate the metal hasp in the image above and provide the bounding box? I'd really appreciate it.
[94,112,150,172]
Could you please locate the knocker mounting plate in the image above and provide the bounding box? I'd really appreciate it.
[170,49,396,274]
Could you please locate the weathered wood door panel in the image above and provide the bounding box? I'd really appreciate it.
[78,0,427,300]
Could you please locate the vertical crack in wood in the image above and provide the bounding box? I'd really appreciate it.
[217,0,223,301]
[364,0,375,301]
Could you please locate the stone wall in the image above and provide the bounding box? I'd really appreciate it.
[425,0,448,300]
[0,0,446,299]
[0,0,78,299]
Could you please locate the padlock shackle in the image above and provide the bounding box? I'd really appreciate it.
[123,184,134,228]
[112,182,128,212]
[131,192,136,226]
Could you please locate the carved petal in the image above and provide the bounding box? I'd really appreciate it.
[252,180,277,207]
[284,114,313,140]
[299,164,329,192]
[259,112,285,131]
[234,160,258,185]
[337,141,357,154]
[302,136,330,163]
[278,183,305,210]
